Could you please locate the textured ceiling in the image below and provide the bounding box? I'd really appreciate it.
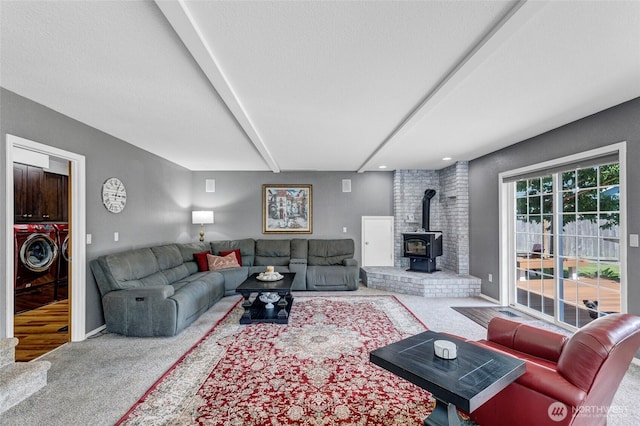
[2,1,639,172]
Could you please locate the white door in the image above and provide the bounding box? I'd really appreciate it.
[362,216,394,266]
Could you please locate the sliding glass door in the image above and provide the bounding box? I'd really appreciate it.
[511,160,622,328]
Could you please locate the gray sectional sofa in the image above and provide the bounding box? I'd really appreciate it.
[90,238,358,337]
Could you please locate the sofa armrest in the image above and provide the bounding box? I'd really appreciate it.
[102,286,177,336]
[343,259,358,267]
[488,317,568,363]
[106,285,175,301]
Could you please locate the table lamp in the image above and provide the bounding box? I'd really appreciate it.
[192,210,214,241]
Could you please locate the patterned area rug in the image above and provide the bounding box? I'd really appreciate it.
[117,295,436,425]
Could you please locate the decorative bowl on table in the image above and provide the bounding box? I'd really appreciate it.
[434,340,457,359]
[257,271,283,281]
[259,292,281,309]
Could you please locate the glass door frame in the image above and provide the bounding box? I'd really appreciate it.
[498,142,628,331]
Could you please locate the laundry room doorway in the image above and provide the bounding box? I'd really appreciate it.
[3,134,86,355]
[13,154,71,360]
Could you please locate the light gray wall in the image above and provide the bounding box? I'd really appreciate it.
[1,89,193,332]
[1,88,394,333]
[191,171,394,265]
[469,97,640,316]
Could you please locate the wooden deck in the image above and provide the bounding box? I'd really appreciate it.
[516,257,590,280]
[516,277,621,313]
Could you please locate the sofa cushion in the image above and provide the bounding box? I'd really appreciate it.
[255,239,290,266]
[306,265,356,287]
[104,248,160,290]
[207,252,241,271]
[218,267,250,295]
[193,251,209,272]
[487,317,568,363]
[291,239,308,259]
[152,244,190,283]
[211,239,256,267]
[556,314,640,392]
[475,340,558,370]
[151,244,183,270]
[177,242,210,274]
[308,239,354,266]
[219,248,243,266]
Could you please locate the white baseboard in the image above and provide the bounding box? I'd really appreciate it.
[478,293,501,305]
[85,324,106,339]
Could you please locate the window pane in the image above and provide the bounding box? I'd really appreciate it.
[562,170,576,190]
[577,189,598,212]
[578,214,598,236]
[599,186,619,212]
[562,191,575,212]
[599,213,619,233]
[528,178,541,195]
[562,257,578,279]
[528,216,542,233]
[562,214,577,233]
[599,163,619,186]
[559,238,577,257]
[542,176,553,193]
[516,198,527,215]
[529,196,541,214]
[516,232,529,254]
[542,195,553,214]
[543,215,553,234]
[599,263,620,283]
[600,238,619,261]
[578,167,598,188]
[578,237,598,258]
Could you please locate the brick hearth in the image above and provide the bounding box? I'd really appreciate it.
[361,267,481,298]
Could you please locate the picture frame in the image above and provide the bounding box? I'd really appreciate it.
[262,184,312,234]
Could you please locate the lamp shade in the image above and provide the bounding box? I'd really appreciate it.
[192,210,214,224]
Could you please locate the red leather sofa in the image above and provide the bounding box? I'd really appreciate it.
[467,313,640,426]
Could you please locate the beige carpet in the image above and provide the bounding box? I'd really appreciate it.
[2,285,639,425]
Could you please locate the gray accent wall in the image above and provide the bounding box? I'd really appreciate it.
[1,89,192,332]
[190,171,394,264]
[1,88,394,333]
[469,97,640,316]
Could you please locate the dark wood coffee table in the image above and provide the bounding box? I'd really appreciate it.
[235,272,295,324]
[370,330,525,426]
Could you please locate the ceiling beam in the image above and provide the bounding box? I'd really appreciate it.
[155,0,280,173]
[357,0,548,173]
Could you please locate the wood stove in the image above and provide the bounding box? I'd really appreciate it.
[403,232,443,272]
[403,189,442,273]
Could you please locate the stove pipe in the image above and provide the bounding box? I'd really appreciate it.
[422,189,436,231]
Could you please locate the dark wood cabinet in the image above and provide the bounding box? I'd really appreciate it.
[14,163,44,222]
[14,163,68,222]
[43,172,68,221]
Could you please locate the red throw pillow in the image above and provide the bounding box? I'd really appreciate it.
[219,248,242,266]
[193,251,210,272]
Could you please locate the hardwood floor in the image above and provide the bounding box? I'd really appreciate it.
[451,306,539,329]
[15,281,68,313]
[14,299,69,362]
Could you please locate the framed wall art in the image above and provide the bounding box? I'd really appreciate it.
[262,184,312,234]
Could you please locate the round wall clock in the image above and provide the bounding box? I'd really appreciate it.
[102,177,127,213]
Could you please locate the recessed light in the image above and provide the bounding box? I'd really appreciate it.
[378,165,388,169]
[442,157,452,161]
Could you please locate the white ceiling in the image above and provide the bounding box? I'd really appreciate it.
[2,1,639,172]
